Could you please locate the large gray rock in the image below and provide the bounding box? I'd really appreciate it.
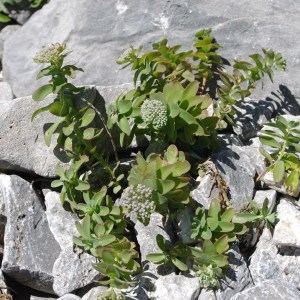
[0,25,21,62]
[0,82,13,102]
[212,145,256,211]
[249,228,281,284]
[273,198,300,249]
[216,246,253,300]
[230,279,300,300]
[0,174,61,294]
[45,192,99,296]
[150,274,201,300]
[0,95,63,177]
[3,0,300,103]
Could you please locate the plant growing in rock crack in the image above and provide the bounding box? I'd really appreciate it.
[233,197,276,229]
[109,28,286,150]
[190,198,247,243]
[118,144,192,223]
[257,115,300,196]
[31,31,287,295]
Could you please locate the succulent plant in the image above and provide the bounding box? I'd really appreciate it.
[191,199,247,242]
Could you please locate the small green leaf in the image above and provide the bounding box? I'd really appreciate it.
[44,118,64,146]
[146,253,166,264]
[83,128,95,140]
[214,235,229,254]
[273,160,285,182]
[182,81,199,99]
[32,84,53,101]
[157,179,175,194]
[75,181,90,191]
[165,144,178,163]
[118,99,132,114]
[81,108,96,127]
[118,116,131,135]
[259,136,281,149]
[98,235,117,246]
[182,70,195,82]
[171,257,188,271]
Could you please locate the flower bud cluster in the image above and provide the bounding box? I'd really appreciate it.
[141,99,168,130]
[119,184,155,224]
[33,43,66,64]
[195,264,220,288]
[117,47,134,64]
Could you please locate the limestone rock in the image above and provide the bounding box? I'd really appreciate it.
[0,174,60,294]
[150,274,201,300]
[216,246,253,300]
[81,286,108,300]
[249,228,281,284]
[273,198,300,249]
[3,0,300,102]
[45,192,99,296]
[58,295,81,300]
[0,82,13,102]
[212,145,256,211]
[230,279,300,300]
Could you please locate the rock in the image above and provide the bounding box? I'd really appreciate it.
[45,192,99,296]
[212,145,256,211]
[0,174,61,294]
[30,297,57,300]
[81,286,108,300]
[249,228,281,284]
[197,289,216,300]
[216,245,253,300]
[177,207,194,245]
[0,25,21,62]
[253,189,277,212]
[3,0,300,101]
[260,171,300,197]
[273,198,300,249]
[0,94,65,177]
[150,274,201,300]
[58,295,81,300]
[0,1,33,25]
[230,279,300,300]
[132,213,175,300]
[0,82,13,102]
[233,99,275,142]
[191,174,219,209]
[242,137,266,176]
[0,269,10,296]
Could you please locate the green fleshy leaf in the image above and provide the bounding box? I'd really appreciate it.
[273,160,285,183]
[32,84,53,101]
[81,108,96,127]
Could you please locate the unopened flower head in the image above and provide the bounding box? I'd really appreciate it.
[141,99,168,130]
[119,184,155,224]
[117,47,135,64]
[33,43,66,64]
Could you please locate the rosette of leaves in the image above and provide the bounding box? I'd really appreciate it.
[191,198,247,243]
[73,193,140,289]
[147,233,229,287]
[74,213,140,288]
[127,144,191,216]
[258,116,300,196]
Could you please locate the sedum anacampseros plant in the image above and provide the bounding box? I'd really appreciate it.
[32,29,285,297]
